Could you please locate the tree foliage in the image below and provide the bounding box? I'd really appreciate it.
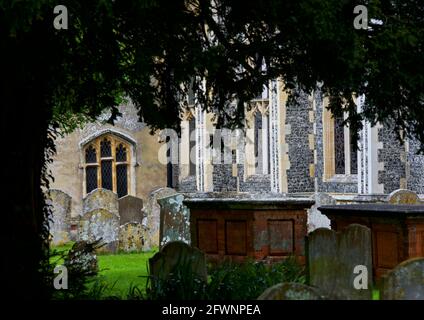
[1,0,423,298]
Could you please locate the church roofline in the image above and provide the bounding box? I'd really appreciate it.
[78,128,137,149]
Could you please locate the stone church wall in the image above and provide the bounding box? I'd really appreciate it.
[48,103,167,218]
[285,89,315,193]
[313,89,358,194]
[173,88,424,196]
[407,137,424,194]
[212,164,237,192]
[378,125,407,193]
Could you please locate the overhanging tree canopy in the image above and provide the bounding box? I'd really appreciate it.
[1,0,423,298]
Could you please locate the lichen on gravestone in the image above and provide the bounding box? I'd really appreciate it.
[118,222,146,252]
[387,189,420,204]
[381,258,424,300]
[64,240,104,276]
[47,189,72,245]
[157,193,190,249]
[143,187,177,250]
[79,208,119,253]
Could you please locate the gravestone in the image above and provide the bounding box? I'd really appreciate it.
[80,189,120,252]
[118,195,144,225]
[149,241,207,285]
[83,188,119,217]
[307,224,373,299]
[258,282,323,300]
[307,228,338,297]
[64,240,101,276]
[79,209,119,253]
[387,189,420,204]
[118,222,146,252]
[143,187,177,250]
[47,189,72,245]
[381,258,424,300]
[307,193,334,232]
[158,193,190,249]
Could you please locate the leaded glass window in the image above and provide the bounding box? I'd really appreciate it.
[116,164,128,198]
[100,138,112,157]
[85,145,97,163]
[83,134,131,197]
[116,144,127,162]
[101,160,113,190]
[86,166,98,193]
[334,115,346,174]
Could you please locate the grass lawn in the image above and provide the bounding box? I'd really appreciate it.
[50,243,380,300]
[51,243,157,299]
[96,250,157,298]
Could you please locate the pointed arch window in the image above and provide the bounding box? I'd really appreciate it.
[83,135,131,198]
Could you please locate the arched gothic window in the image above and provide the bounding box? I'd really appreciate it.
[84,135,130,198]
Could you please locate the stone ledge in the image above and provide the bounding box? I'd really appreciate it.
[318,204,424,216]
[184,197,314,210]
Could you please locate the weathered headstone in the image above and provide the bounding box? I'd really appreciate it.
[149,241,207,285]
[307,224,373,299]
[387,189,420,204]
[337,224,373,300]
[64,240,101,276]
[143,187,177,250]
[118,222,146,252]
[47,189,72,245]
[158,193,190,249]
[79,208,119,253]
[258,282,323,300]
[307,228,338,297]
[83,188,119,218]
[307,193,334,232]
[118,195,144,225]
[381,258,424,300]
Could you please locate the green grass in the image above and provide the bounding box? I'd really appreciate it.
[372,289,380,300]
[50,243,157,299]
[50,242,75,265]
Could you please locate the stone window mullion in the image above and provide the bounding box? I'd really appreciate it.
[111,138,117,193]
[97,138,101,188]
